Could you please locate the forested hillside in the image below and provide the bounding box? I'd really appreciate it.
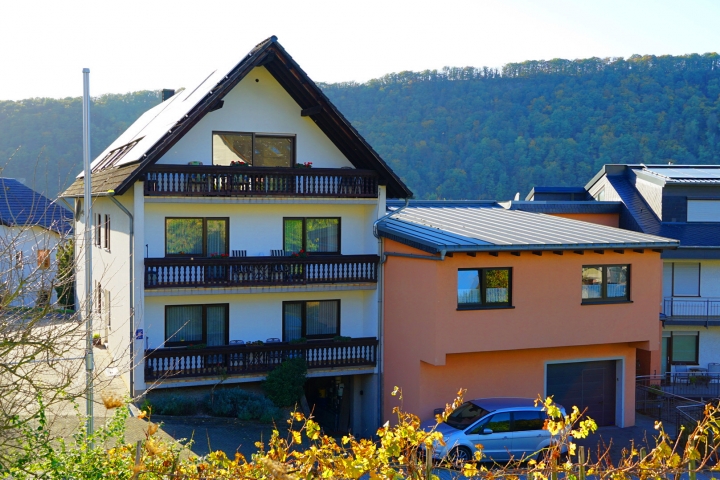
[1,53,719,199]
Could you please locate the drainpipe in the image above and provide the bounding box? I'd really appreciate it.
[108,195,134,397]
[372,197,408,430]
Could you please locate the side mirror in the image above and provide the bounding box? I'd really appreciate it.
[483,428,493,434]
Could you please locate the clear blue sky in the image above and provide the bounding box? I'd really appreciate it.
[1,0,718,101]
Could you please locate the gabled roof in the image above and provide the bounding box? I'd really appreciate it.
[63,36,412,199]
[378,201,678,254]
[0,179,72,234]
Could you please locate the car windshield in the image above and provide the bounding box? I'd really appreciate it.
[444,402,491,430]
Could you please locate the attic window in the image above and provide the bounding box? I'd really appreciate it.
[92,140,140,172]
[212,132,295,167]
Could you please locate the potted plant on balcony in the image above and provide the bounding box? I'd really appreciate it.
[294,161,312,169]
[230,160,249,167]
[290,249,309,258]
[92,333,102,346]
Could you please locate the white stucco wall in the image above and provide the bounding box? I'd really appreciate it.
[0,224,63,306]
[144,202,378,257]
[157,66,352,169]
[75,193,135,389]
[142,289,378,350]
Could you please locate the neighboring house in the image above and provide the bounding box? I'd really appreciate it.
[377,200,677,428]
[60,37,411,436]
[0,178,72,307]
[584,165,720,379]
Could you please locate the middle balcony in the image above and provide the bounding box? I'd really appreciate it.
[144,254,379,289]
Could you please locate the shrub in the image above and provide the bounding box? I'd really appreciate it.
[144,394,196,416]
[206,388,283,422]
[263,357,307,407]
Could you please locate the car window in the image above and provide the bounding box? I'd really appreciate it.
[485,412,511,433]
[512,410,545,431]
[445,402,490,430]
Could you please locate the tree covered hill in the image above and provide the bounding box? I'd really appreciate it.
[2,53,719,199]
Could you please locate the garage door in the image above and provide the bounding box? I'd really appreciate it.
[547,361,617,427]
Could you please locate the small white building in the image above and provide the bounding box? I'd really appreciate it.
[61,36,411,436]
[0,178,72,307]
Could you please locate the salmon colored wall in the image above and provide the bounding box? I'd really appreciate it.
[550,213,619,228]
[391,344,638,427]
[382,238,664,428]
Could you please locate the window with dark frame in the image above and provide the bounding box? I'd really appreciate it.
[284,218,340,254]
[104,214,111,250]
[581,265,630,303]
[457,268,512,309]
[164,304,229,347]
[212,132,296,167]
[165,218,228,257]
[283,300,340,341]
[664,331,699,365]
[672,263,701,297]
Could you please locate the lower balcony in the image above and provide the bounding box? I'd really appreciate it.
[144,337,378,382]
[144,255,379,289]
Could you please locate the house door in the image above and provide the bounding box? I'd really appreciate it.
[547,361,617,427]
[661,335,669,377]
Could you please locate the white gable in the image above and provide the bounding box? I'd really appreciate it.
[156,67,353,169]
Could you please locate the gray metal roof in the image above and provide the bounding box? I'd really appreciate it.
[377,203,679,254]
[643,166,720,183]
[503,201,622,215]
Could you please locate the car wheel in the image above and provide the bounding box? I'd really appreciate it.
[449,446,473,466]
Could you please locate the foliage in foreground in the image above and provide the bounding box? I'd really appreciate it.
[8,388,720,479]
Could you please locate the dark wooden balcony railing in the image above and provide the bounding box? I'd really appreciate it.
[143,165,379,198]
[144,337,378,382]
[144,255,379,289]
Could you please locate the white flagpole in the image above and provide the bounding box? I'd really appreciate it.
[82,67,94,441]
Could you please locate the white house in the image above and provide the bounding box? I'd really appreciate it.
[61,36,411,435]
[0,178,72,307]
[585,164,720,379]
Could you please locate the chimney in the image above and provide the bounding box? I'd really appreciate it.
[162,89,175,101]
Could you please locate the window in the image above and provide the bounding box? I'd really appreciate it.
[165,304,228,347]
[15,251,23,267]
[284,218,340,254]
[283,300,339,341]
[687,200,720,222]
[104,215,111,250]
[212,132,295,167]
[512,411,545,431]
[665,331,699,365]
[594,188,605,201]
[96,282,102,315]
[457,268,511,309]
[37,249,50,269]
[95,214,102,246]
[672,263,700,297]
[581,265,629,303]
[165,218,228,256]
[105,290,111,329]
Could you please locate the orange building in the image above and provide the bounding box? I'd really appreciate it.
[377,200,678,427]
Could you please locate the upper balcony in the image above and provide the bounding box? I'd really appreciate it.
[144,254,379,290]
[662,297,720,326]
[143,165,379,199]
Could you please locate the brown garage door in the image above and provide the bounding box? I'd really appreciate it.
[547,361,617,426]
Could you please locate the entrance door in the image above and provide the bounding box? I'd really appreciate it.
[547,361,617,426]
[661,336,669,377]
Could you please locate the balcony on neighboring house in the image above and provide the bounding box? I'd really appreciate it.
[144,337,378,382]
[144,254,379,289]
[662,297,720,326]
[143,165,379,198]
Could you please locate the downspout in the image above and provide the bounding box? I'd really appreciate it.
[109,195,134,397]
[371,197,408,429]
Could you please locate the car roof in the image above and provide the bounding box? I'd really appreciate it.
[468,397,560,412]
